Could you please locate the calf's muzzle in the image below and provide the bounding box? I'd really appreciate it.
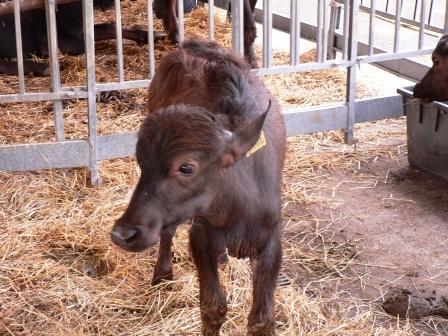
[111,216,162,252]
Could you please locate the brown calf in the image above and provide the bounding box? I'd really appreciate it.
[413,34,448,102]
[111,38,286,335]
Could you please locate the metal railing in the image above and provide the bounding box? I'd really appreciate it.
[0,0,442,184]
[359,0,448,34]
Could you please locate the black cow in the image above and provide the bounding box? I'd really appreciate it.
[0,0,148,76]
[156,0,259,67]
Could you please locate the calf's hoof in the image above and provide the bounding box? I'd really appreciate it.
[151,271,173,286]
[247,320,275,336]
[201,304,227,336]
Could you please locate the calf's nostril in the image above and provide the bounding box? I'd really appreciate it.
[112,227,138,243]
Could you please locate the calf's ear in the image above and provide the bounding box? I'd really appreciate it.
[221,100,271,168]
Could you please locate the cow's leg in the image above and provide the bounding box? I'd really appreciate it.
[58,35,85,55]
[243,0,257,68]
[190,222,227,336]
[93,23,152,44]
[151,225,177,286]
[163,0,180,44]
[247,233,282,336]
[0,60,50,76]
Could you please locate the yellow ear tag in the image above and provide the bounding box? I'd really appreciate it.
[246,131,266,157]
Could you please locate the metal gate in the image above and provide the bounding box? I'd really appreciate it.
[0,0,444,184]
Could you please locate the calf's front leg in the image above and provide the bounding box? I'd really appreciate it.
[190,222,227,336]
[248,234,282,336]
[151,225,177,285]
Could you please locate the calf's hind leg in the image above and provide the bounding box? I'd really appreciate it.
[248,234,282,336]
[190,222,227,336]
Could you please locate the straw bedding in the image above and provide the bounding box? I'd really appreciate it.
[0,2,440,335]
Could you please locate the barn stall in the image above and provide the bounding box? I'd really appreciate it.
[1,0,448,335]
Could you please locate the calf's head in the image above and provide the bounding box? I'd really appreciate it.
[111,103,268,252]
[413,34,448,102]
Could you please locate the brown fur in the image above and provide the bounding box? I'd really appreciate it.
[111,38,286,335]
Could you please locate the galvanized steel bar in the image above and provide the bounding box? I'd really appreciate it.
[253,59,351,76]
[343,0,350,60]
[45,0,64,142]
[393,0,401,52]
[0,91,87,104]
[146,0,155,78]
[13,0,25,94]
[358,48,434,63]
[231,0,244,57]
[263,0,272,68]
[278,94,404,136]
[83,0,100,185]
[0,133,137,172]
[418,0,426,50]
[368,0,376,55]
[178,0,184,44]
[317,0,324,62]
[209,0,215,40]
[290,0,300,65]
[114,0,125,82]
[428,0,433,25]
[345,0,359,145]
[321,0,329,62]
[444,0,448,33]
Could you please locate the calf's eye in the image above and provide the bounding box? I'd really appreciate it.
[179,163,195,175]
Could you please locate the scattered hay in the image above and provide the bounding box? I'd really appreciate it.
[2,117,446,335]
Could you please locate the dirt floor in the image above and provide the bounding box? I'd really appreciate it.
[282,119,448,334]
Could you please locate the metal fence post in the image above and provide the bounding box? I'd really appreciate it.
[290,0,300,65]
[231,0,244,58]
[444,0,448,33]
[146,0,155,78]
[113,0,125,83]
[263,0,272,68]
[13,0,25,94]
[368,0,376,55]
[345,0,359,145]
[209,0,215,40]
[45,0,64,142]
[83,0,100,185]
[177,0,184,44]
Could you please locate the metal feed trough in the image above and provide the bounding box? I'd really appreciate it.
[398,87,448,180]
[0,0,446,184]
